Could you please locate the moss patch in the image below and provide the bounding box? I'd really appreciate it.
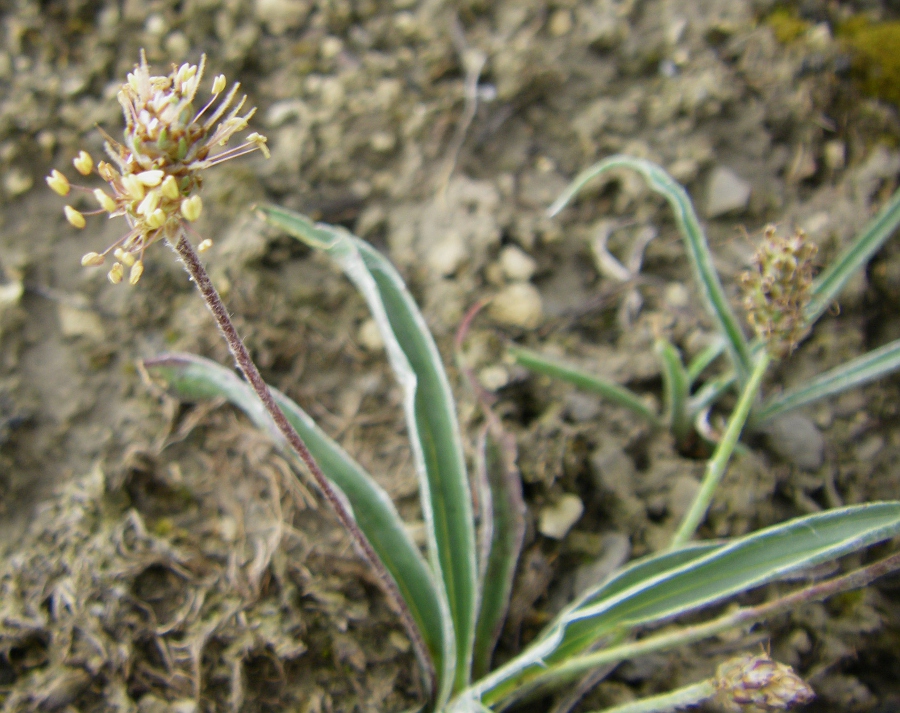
[840,18,900,107]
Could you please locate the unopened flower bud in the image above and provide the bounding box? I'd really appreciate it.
[181,195,203,221]
[81,252,105,267]
[211,74,227,94]
[161,174,180,200]
[64,205,86,229]
[108,262,124,284]
[129,261,144,285]
[73,150,94,176]
[46,170,70,196]
[93,188,117,213]
[198,238,213,252]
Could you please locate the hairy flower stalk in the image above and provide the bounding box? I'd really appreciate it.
[48,53,434,694]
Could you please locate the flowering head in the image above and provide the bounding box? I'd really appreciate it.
[714,653,814,711]
[740,225,817,359]
[46,51,269,285]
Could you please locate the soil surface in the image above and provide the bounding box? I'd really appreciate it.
[1,0,899,711]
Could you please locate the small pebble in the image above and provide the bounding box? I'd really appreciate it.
[499,245,537,282]
[357,318,384,352]
[2,169,32,196]
[565,391,601,422]
[705,166,751,217]
[489,282,543,329]
[759,413,825,471]
[427,233,466,276]
[539,493,584,539]
[548,9,573,37]
[57,304,104,340]
[823,140,845,171]
[478,365,509,391]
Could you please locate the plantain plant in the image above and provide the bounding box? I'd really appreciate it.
[512,157,900,454]
[49,54,900,712]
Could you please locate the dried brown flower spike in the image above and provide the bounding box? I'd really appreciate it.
[741,225,817,359]
[714,653,815,711]
[46,50,268,285]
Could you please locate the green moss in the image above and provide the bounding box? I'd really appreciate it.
[839,18,900,107]
[765,8,812,44]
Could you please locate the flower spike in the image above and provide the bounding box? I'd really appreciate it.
[46,50,268,285]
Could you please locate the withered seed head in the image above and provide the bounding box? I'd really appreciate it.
[741,225,817,359]
[714,653,814,712]
[46,50,269,285]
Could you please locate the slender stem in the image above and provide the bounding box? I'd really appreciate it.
[170,232,435,693]
[585,681,715,713]
[493,550,900,703]
[671,352,770,549]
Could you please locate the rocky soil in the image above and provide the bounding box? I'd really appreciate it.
[0,0,899,711]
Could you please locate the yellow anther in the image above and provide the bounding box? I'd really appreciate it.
[247,132,270,159]
[97,161,117,182]
[108,262,124,284]
[114,249,136,267]
[64,205,86,229]
[198,238,213,252]
[161,175,180,200]
[129,261,144,285]
[81,252,105,267]
[181,195,203,221]
[136,190,160,216]
[136,170,164,187]
[93,188,117,213]
[73,150,94,176]
[212,74,227,94]
[46,170,70,196]
[147,208,167,229]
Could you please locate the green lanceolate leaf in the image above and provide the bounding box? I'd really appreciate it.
[258,205,478,703]
[655,338,691,448]
[755,337,900,425]
[549,156,752,385]
[476,502,900,707]
[471,422,526,679]
[466,542,719,707]
[508,344,662,427]
[141,353,447,691]
[806,185,900,324]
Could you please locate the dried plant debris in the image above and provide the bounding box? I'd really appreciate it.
[0,409,416,712]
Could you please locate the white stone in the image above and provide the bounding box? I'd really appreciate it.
[57,303,104,340]
[539,494,584,539]
[358,319,384,352]
[427,232,466,276]
[488,282,543,329]
[254,0,311,34]
[499,245,537,282]
[478,365,509,391]
[705,166,751,217]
